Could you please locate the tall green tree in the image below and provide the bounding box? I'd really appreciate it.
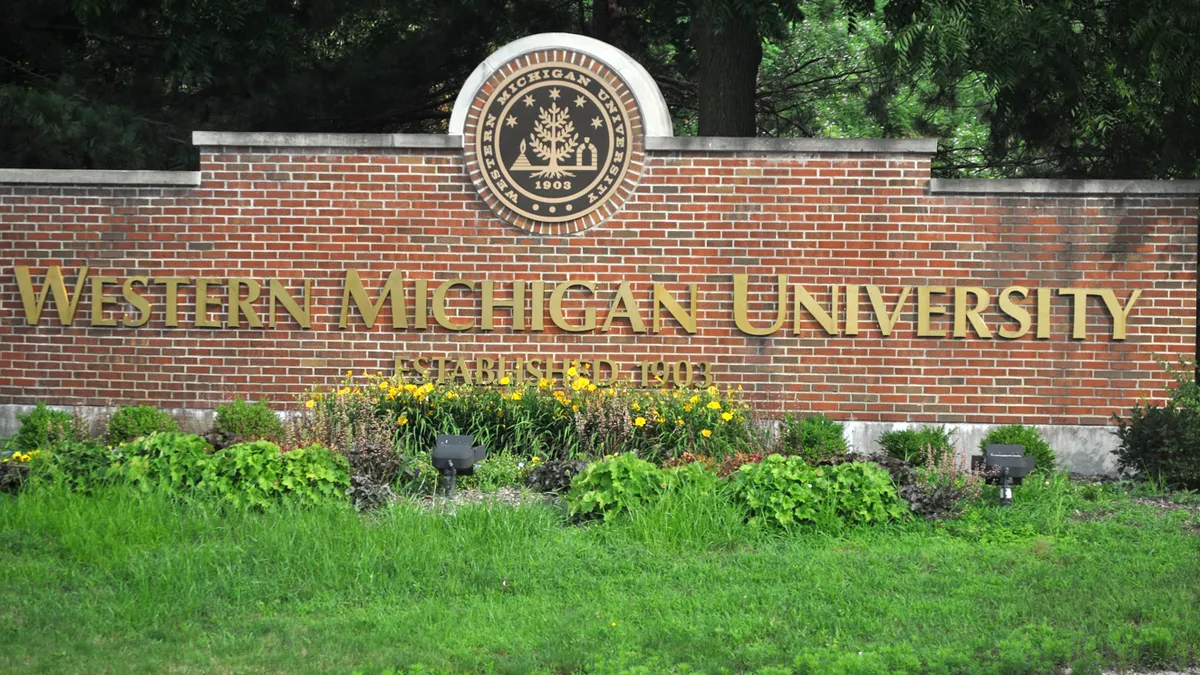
[850,0,1200,178]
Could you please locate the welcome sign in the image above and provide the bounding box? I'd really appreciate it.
[1,33,1196,468]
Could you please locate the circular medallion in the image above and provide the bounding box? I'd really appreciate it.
[463,51,644,235]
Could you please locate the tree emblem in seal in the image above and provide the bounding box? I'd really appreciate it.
[463,51,644,235]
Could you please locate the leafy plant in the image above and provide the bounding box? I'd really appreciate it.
[731,454,908,528]
[27,441,116,493]
[213,398,284,447]
[107,405,179,445]
[11,402,80,451]
[527,459,588,494]
[662,452,716,471]
[878,426,954,463]
[567,453,664,521]
[979,424,1057,472]
[116,432,212,493]
[780,413,848,464]
[201,441,350,509]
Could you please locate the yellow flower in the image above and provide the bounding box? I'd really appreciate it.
[587,384,597,393]
[706,385,718,396]
[568,366,578,378]
[572,404,580,413]
[378,381,389,390]
[305,400,315,409]
[346,370,353,377]
[684,405,693,412]
[656,417,666,424]
[611,622,617,627]
[631,402,641,411]
[606,388,617,397]
[701,429,712,438]
[397,415,408,426]
[532,456,541,463]
[500,376,511,386]
[572,376,591,391]
[361,370,368,377]
[676,418,684,426]
[721,412,733,422]
[634,417,647,427]
[689,395,700,404]
[511,392,522,401]
[539,377,552,389]
[706,401,721,410]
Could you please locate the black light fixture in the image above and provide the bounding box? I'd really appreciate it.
[971,444,1036,506]
[432,434,486,498]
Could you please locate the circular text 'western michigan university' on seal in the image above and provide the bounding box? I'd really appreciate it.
[463,51,645,235]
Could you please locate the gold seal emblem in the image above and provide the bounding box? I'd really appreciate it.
[464,52,643,234]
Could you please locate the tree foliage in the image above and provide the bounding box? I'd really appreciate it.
[2,0,1197,178]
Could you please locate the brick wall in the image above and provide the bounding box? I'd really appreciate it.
[1,142,1195,426]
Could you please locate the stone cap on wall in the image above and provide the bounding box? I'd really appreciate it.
[931,178,1200,195]
[0,168,201,186]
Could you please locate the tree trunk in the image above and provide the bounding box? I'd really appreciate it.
[693,8,762,137]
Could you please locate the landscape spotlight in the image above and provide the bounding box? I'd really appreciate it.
[971,444,1036,506]
[432,434,486,498]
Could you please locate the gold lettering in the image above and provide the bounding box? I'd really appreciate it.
[652,283,697,333]
[228,278,262,328]
[414,279,429,329]
[733,274,787,336]
[195,278,222,328]
[916,286,947,337]
[844,285,859,335]
[1037,288,1052,339]
[997,286,1031,339]
[793,285,839,335]
[15,265,88,325]
[89,275,119,327]
[340,269,407,329]
[601,282,646,333]
[482,280,525,331]
[1097,289,1142,340]
[1058,288,1096,339]
[866,285,911,337]
[531,281,546,331]
[268,279,311,329]
[154,277,190,328]
[433,279,475,331]
[122,277,151,327]
[953,286,992,339]
[550,281,596,332]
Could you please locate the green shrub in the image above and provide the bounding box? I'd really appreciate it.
[201,441,350,509]
[214,398,284,445]
[107,405,178,444]
[116,432,212,493]
[567,453,664,520]
[979,424,1056,472]
[878,426,954,463]
[1114,401,1200,490]
[11,403,79,451]
[28,442,116,492]
[1112,357,1200,490]
[780,413,847,464]
[457,452,531,492]
[731,454,908,528]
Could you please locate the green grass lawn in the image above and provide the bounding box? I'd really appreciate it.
[1,479,1198,674]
